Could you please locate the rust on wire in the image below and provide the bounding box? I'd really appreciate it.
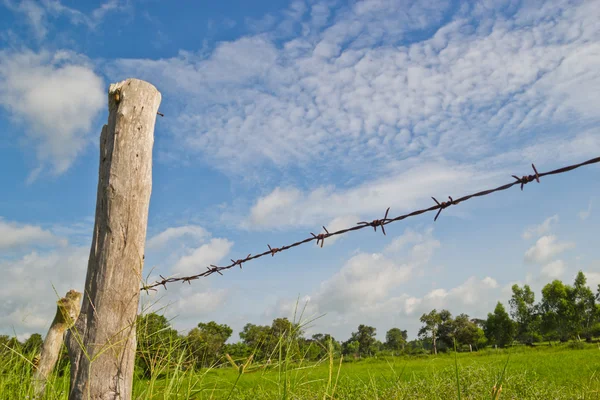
[512,163,540,191]
[231,254,252,269]
[268,244,280,257]
[358,207,391,235]
[432,196,454,221]
[140,156,600,292]
[311,226,330,248]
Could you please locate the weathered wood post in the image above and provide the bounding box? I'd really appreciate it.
[32,289,82,398]
[67,78,161,399]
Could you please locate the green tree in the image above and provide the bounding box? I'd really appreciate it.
[270,318,296,338]
[23,333,43,354]
[418,309,443,355]
[312,333,337,345]
[223,342,252,360]
[310,333,341,359]
[454,314,486,350]
[484,302,515,347]
[384,328,408,352]
[239,323,271,360]
[268,317,304,360]
[186,321,233,367]
[136,313,181,376]
[436,309,456,349]
[509,284,539,344]
[343,340,360,358]
[344,325,377,357]
[572,271,597,341]
[239,323,271,348]
[539,280,574,342]
[0,335,21,354]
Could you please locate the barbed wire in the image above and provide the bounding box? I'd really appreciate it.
[141,156,600,292]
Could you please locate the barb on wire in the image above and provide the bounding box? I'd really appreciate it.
[140,156,600,292]
[209,265,223,275]
[432,196,454,222]
[231,254,252,269]
[512,163,540,190]
[268,244,280,257]
[311,226,330,248]
[358,207,391,235]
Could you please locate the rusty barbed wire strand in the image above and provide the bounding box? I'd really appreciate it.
[140,156,600,292]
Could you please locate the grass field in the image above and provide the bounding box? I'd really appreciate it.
[3,342,600,399]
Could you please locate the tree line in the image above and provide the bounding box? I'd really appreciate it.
[3,271,599,376]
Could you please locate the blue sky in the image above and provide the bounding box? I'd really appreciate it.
[0,0,599,343]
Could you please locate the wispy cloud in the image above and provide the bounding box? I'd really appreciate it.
[242,161,494,230]
[283,227,440,316]
[2,0,47,39]
[0,49,104,180]
[0,246,88,334]
[579,199,593,221]
[146,225,208,251]
[0,218,64,250]
[522,215,559,240]
[524,235,575,264]
[173,238,233,276]
[541,259,565,280]
[2,0,128,39]
[114,0,600,184]
[269,228,499,338]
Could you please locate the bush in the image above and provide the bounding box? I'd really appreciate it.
[405,347,429,356]
[567,341,585,350]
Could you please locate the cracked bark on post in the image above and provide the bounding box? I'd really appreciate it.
[68,78,161,400]
[33,290,82,398]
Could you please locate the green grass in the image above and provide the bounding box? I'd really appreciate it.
[186,345,600,399]
[4,343,600,399]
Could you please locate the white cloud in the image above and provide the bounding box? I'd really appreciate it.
[146,225,208,251]
[168,287,229,320]
[385,227,440,262]
[584,269,600,292]
[244,161,494,229]
[264,228,443,336]
[2,0,127,38]
[338,274,501,332]
[482,277,499,289]
[267,294,318,322]
[173,238,233,276]
[314,252,413,314]
[385,229,429,253]
[541,260,565,280]
[3,0,47,38]
[113,0,600,183]
[139,226,235,331]
[522,215,559,240]
[0,49,104,179]
[274,272,501,340]
[411,276,500,315]
[524,235,575,264]
[579,200,593,221]
[321,215,360,246]
[0,217,66,250]
[89,0,122,22]
[309,227,440,314]
[265,224,513,339]
[139,281,230,333]
[246,187,302,228]
[0,246,88,336]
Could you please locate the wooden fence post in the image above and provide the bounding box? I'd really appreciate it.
[67,78,161,400]
[32,289,82,398]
